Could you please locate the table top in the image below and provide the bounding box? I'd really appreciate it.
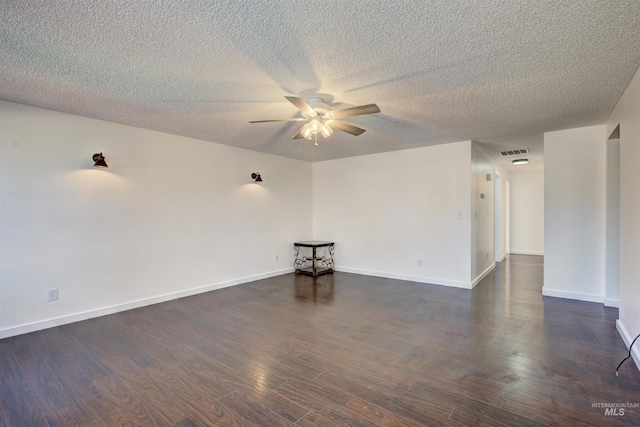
[294,241,334,247]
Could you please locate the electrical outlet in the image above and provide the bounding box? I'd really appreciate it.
[47,288,58,301]
[417,258,423,267]
[274,254,279,262]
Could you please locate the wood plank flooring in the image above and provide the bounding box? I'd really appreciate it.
[2,255,640,426]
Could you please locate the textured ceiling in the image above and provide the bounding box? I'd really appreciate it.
[1,1,639,163]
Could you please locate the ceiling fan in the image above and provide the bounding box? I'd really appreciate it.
[249,96,380,143]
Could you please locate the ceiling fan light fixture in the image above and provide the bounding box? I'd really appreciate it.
[301,124,312,140]
[309,119,321,134]
[320,124,333,138]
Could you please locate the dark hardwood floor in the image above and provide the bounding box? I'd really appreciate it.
[2,255,640,426]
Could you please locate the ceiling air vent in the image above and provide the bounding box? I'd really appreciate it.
[498,148,529,157]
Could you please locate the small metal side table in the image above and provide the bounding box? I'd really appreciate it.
[293,241,335,277]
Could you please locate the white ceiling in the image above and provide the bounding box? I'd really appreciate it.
[1,1,639,163]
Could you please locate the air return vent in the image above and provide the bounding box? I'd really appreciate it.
[498,148,529,157]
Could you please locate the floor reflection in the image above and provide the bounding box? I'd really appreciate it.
[294,273,335,304]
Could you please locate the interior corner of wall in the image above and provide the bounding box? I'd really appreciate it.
[471,263,495,288]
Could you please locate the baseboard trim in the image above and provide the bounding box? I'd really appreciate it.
[509,250,544,256]
[471,263,495,288]
[616,320,640,372]
[0,268,294,339]
[335,266,472,289]
[604,298,620,308]
[541,287,603,304]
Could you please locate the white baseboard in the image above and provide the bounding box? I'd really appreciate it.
[541,287,603,303]
[616,320,640,372]
[0,268,294,339]
[509,250,544,256]
[604,298,620,308]
[471,263,495,288]
[334,266,472,289]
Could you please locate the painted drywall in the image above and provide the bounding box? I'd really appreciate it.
[312,141,473,288]
[497,168,510,262]
[605,138,620,307]
[543,125,606,303]
[509,169,544,255]
[0,100,312,337]
[607,65,640,365]
[471,143,495,284]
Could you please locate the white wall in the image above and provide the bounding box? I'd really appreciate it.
[607,65,640,364]
[497,168,510,261]
[509,169,544,255]
[0,100,312,338]
[605,137,620,307]
[543,125,606,303]
[471,143,495,284]
[312,141,473,288]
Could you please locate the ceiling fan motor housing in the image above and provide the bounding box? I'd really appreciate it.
[305,97,331,118]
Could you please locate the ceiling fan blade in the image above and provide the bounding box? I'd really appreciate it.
[249,118,306,123]
[330,104,380,119]
[330,121,366,136]
[285,96,317,117]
